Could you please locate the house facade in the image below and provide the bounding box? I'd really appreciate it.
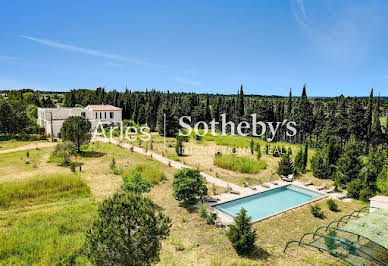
[37,105,122,138]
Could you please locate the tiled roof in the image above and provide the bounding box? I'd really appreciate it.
[87,105,122,111]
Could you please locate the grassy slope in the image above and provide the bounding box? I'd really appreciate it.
[0,141,366,265]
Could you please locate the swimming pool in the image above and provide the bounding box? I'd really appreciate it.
[213,185,326,222]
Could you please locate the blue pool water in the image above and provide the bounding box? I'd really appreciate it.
[214,185,325,221]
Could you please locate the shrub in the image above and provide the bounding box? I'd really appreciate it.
[310,204,325,219]
[214,155,266,174]
[199,203,215,225]
[194,133,202,143]
[175,137,183,156]
[121,170,152,193]
[0,174,90,209]
[359,187,374,202]
[227,208,257,256]
[51,141,77,165]
[205,214,215,225]
[277,153,293,176]
[199,204,208,218]
[293,148,305,174]
[327,199,339,212]
[84,193,171,265]
[110,157,116,170]
[377,165,388,195]
[311,150,331,179]
[173,169,207,206]
[347,179,364,199]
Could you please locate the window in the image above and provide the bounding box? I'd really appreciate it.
[100,112,102,119]
[95,112,97,119]
[110,112,114,119]
[81,112,86,117]
[105,112,106,119]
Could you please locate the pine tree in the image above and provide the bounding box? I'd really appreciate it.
[293,148,304,174]
[277,152,294,176]
[335,137,361,186]
[227,208,257,256]
[371,96,383,149]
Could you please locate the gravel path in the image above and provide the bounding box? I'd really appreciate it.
[0,142,56,154]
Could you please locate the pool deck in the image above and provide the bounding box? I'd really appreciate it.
[104,139,349,226]
[207,181,347,226]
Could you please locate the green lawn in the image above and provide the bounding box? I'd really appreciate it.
[0,140,44,151]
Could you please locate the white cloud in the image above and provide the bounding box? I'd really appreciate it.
[20,35,167,69]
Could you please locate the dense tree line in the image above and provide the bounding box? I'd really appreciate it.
[62,86,388,149]
[0,89,54,139]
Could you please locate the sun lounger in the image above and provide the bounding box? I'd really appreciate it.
[317,182,326,190]
[337,191,348,200]
[258,180,270,188]
[230,189,241,195]
[247,182,257,190]
[325,186,336,193]
[269,176,278,185]
[304,179,313,186]
[282,174,294,182]
[204,196,218,203]
[225,185,240,194]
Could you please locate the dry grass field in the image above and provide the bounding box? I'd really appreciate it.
[0,139,365,265]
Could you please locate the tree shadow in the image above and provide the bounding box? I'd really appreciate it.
[79,151,106,158]
[178,201,198,213]
[244,246,271,260]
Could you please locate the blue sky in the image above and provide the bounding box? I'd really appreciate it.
[0,0,387,96]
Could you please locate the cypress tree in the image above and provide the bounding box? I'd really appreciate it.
[238,84,244,118]
[293,148,304,174]
[287,88,292,119]
[365,88,374,148]
[277,152,294,176]
[250,139,254,154]
[335,137,362,186]
[303,141,309,169]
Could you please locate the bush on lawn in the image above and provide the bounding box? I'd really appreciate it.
[227,208,257,256]
[327,199,339,212]
[85,193,171,265]
[121,170,152,193]
[173,169,207,206]
[310,204,325,219]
